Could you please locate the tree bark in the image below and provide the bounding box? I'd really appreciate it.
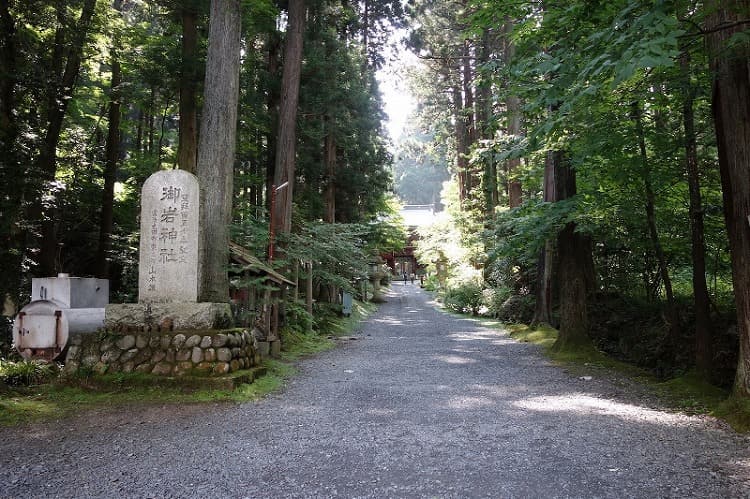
[272,0,305,236]
[324,118,336,223]
[462,40,476,145]
[705,1,750,395]
[532,150,557,326]
[265,32,281,212]
[177,6,199,174]
[452,81,469,204]
[147,86,156,153]
[553,152,594,350]
[135,108,143,152]
[477,28,497,219]
[503,19,522,208]
[680,45,713,376]
[556,223,591,349]
[96,5,123,279]
[197,0,241,302]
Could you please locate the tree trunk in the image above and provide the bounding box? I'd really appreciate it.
[272,0,305,236]
[477,28,497,219]
[553,152,594,350]
[135,108,143,152]
[506,95,523,209]
[147,86,156,153]
[632,100,680,343]
[532,150,557,326]
[452,81,469,204]
[178,7,199,173]
[705,1,750,396]
[556,223,591,350]
[266,32,281,212]
[680,46,713,376]
[306,261,314,328]
[96,8,123,279]
[324,118,336,223]
[33,0,98,276]
[504,19,523,209]
[197,0,241,302]
[462,40,476,145]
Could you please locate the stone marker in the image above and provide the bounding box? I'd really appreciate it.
[138,169,199,303]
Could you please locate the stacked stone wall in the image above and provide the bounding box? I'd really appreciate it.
[64,329,263,377]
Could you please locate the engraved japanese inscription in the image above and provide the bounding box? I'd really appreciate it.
[138,170,199,303]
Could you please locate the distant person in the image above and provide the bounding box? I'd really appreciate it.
[403,272,408,285]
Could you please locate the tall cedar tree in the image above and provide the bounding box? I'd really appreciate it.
[272,0,305,237]
[197,0,241,302]
[178,2,200,173]
[705,1,750,395]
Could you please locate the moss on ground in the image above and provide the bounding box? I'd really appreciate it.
[494,320,750,433]
[0,300,376,427]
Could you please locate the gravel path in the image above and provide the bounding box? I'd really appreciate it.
[2,284,750,498]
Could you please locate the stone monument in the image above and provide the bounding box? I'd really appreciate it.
[138,169,199,303]
[105,169,231,331]
[66,169,262,377]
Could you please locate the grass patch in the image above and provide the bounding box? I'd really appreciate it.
[0,300,376,426]
[0,383,195,426]
[506,323,557,350]
[653,372,729,414]
[715,397,750,433]
[504,322,652,379]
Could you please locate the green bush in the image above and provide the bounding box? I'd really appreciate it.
[0,360,59,387]
[443,281,484,315]
[481,286,512,317]
[422,274,442,291]
[285,299,314,333]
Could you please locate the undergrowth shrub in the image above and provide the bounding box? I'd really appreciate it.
[422,274,440,291]
[481,286,512,317]
[0,360,59,387]
[444,281,484,315]
[285,300,314,333]
[0,317,14,359]
[312,302,343,332]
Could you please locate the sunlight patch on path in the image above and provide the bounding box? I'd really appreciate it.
[514,394,692,427]
[432,354,477,365]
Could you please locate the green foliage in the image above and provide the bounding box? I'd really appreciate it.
[284,300,314,334]
[0,360,59,387]
[284,221,370,295]
[443,279,484,315]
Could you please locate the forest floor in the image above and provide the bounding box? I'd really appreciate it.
[1,284,749,497]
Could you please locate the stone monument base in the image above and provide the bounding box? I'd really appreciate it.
[105,302,232,332]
